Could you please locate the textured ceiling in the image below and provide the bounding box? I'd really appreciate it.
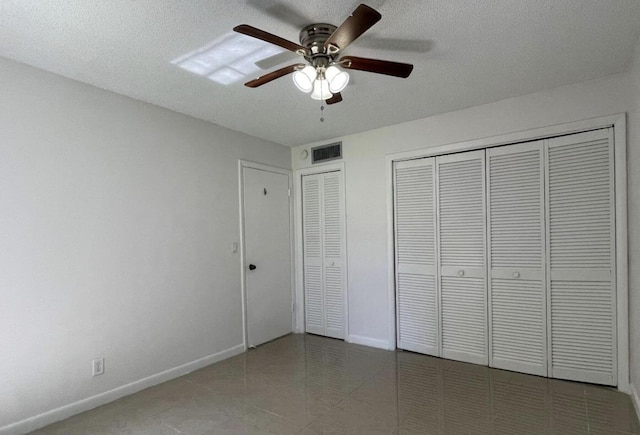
[1,0,639,146]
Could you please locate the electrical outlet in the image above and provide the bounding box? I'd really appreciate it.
[92,357,105,377]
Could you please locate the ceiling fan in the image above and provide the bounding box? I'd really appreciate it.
[234,3,414,105]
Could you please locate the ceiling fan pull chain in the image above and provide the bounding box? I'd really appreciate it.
[320,103,325,123]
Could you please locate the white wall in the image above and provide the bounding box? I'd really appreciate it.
[292,72,633,357]
[0,57,290,433]
[628,36,640,408]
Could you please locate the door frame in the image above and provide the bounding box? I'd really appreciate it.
[293,162,349,338]
[385,113,629,392]
[238,160,294,350]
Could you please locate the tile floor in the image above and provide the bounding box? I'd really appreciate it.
[32,334,639,434]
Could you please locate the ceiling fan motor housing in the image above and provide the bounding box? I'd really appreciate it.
[300,24,338,57]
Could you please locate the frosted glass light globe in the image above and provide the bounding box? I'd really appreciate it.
[292,65,317,93]
[310,79,333,100]
[325,65,350,93]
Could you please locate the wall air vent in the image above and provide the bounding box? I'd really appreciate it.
[312,142,342,164]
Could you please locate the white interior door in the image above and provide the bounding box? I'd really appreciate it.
[302,171,346,339]
[322,171,346,339]
[394,158,439,355]
[437,150,488,365]
[243,166,292,348]
[302,174,324,335]
[487,141,547,376]
[546,128,617,385]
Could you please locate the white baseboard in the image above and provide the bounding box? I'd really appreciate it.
[631,383,640,423]
[0,344,245,435]
[346,334,394,351]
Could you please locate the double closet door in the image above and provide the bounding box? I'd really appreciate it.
[394,128,617,386]
[395,150,488,365]
[302,171,346,339]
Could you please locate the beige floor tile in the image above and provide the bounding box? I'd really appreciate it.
[29,334,639,435]
[350,375,398,407]
[298,397,398,435]
[584,384,640,433]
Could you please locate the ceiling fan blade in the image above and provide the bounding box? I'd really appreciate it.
[326,93,343,105]
[255,51,300,70]
[244,64,305,88]
[234,24,309,56]
[324,4,382,52]
[341,56,413,78]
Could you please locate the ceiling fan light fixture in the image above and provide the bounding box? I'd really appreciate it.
[310,79,333,100]
[292,65,317,93]
[325,65,350,93]
[233,3,414,104]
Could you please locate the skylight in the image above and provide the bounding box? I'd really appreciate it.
[172,32,285,85]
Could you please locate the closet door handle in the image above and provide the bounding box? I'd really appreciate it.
[513,272,520,278]
[249,264,257,271]
[458,270,465,277]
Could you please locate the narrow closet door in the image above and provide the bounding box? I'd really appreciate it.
[322,171,346,339]
[302,174,324,335]
[302,171,346,339]
[546,128,616,386]
[487,141,547,377]
[394,158,438,355]
[437,150,487,365]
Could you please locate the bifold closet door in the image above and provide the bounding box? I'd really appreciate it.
[546,128,617,386]
[437,150,487,365]
[302,171,346,339]
[394,158,438,355]
[487,141,547,377]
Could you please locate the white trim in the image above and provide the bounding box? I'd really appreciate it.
[613,116,629,393]
[293,171,304,333]
[238,160,291,176]
[609,127,619,387]
[238,160,295,348]
[293,162,348,337]
[337,170,349,339]
[387,114,625,162]
[544,139,553,379]
[0,344,245,435]
[238,161,248,350]
[346,335,394,351]
[385,113,629,391]
[386,158,397,350]
[630,383,640,422]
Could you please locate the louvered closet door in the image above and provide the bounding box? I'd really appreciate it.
[546,128,616,386]
[322,171,345,339]
[394,158,438,355]
[302,171,346,339]
[437,150,487,365]
[303,174,324,335]
[487,141,547,377]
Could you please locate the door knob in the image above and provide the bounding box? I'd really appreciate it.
[513,272,520,278]
[249,264,257,271]
[458,270,465,277]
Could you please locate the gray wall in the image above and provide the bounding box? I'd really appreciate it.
[0,57,290,431]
